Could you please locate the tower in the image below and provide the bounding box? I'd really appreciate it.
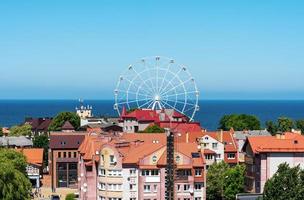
[76,99,93,119]
[165,128,175,200]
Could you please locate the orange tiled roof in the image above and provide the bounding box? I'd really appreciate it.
[16,148,44,166]
[247,133,304,154]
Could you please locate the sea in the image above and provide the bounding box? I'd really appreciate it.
[1,100,304,130]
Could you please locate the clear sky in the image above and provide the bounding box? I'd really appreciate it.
[0,0,303,100]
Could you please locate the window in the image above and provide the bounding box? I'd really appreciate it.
[177,184,181,191]
[176,155,181,162]
[130,169,136,176]
[153,184,157,191]
[98,182,106,190]
[108,184,122,191]
[58,152,61,158]
[151,169,159,176]
[228,153,235,159]
[212,143,218,149]
[108,170,122,177]
[68,152,71,158]
[109,198,122,200]
[101,155,104,161]
[144,185,151,192]
[203,143,208,148]
[183,184,190,191]
[195,169,202,176]
[74,152,77,158]
[63,152,67,158]
[130,198,136,200]
[216,154,221,159]
[130,184,136,191]
[194,182,203,191]
[98,169,105,176]
[177,169,191,177]
[99,196,106,200]
[141,170,159,176]
[205,154,213,160]
[152,155,157,162]
[195,198,202,200]
[110,155,115,164]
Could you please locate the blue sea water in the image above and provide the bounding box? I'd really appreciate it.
[0,100,304,130]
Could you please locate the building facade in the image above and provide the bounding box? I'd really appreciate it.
[49,132,86,191]
[243,132,304,193]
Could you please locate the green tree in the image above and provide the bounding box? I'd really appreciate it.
[48,112,80,131]
[265,120,278,135]
[9,124,32,137]
[33,134,49,166]
[223,165,245,200]
[263,163,301,200]
[65,193,76,200]
[0,149,31,200]
[207,162,245,200]
[295,120,304,134]
[0,148,28,175]
[218,114,261,131]
[142,125,165,133]
[277,117,294,132]
[206,161,229,200]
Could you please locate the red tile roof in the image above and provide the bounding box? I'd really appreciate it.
[159,122,201,134]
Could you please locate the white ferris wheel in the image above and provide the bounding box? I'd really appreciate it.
[114,56,199,121]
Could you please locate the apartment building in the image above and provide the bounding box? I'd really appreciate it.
[243,132,304,193]
[78,132,206,200]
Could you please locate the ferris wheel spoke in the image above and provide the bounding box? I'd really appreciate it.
[116,98,150,105]
[133,65,157,94]
[158,62,173,94]
[116,89,152,98]
[164,99,197,107]
[161,101,184,114]
[160,77,193,97]
[163,91,197,98]
[144,62,156,94]
[138,99,154,108]
[124,76,155,95]
[158,67,183,95]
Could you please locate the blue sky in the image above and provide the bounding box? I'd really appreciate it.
[0,0,303,100]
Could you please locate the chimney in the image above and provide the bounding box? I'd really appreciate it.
[217,130,223,143]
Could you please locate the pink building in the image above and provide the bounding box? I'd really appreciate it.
[243,132,304,193]
[78,132,206,200]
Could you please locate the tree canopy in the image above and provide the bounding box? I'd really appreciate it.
[263,163,304,200]
[266,117,294,135]
[207,161,245,200]
[0,148,28,175]
[141,125,165,133]
[218,114,261,131]
[9,124,32,137]
[0,149,32,200]
[33,134,49,166]
[295,120,304,134]
[0,126,3,137]
[48,112,80,131]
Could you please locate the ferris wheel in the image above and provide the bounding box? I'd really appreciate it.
[114,56,199,121]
